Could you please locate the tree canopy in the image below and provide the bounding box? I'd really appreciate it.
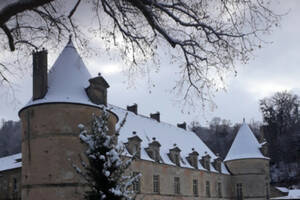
[260,91,299,136]
[0,0,280,105]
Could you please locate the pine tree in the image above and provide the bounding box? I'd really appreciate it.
[76,109,140,200]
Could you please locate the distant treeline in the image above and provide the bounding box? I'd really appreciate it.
[0,120,21,157]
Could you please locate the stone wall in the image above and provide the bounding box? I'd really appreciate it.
[130,159,233,200]
[225,158,270,200]
[19,103,117,200]
[0,168,21,200]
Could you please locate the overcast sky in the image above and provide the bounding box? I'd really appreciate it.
[1,1,300,127]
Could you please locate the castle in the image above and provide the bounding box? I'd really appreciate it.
[0,40,276,200]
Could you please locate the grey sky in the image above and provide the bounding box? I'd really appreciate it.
[1,1,300,127]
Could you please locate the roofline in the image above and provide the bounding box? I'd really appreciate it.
[18,102,119,122]
[224,157,270,163]
[124,155,231,176]
[0,166,21,173]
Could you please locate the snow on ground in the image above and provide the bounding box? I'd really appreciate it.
[0,153,22,172]
[272,189,300,199]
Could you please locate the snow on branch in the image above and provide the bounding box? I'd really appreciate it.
[75,109,139,200]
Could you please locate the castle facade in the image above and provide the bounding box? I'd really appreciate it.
[0,40,272,200]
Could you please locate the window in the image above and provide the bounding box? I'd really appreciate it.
[206,181,211,197]
[3,180,7,191]
[153,149,160,162]
[174,177,180,194]
[193,179,198,197]
[236,183,243,200]
[205,160,210,170]
[192,156,198,168]
[266,183,269,200]
[13,178,17,192]
[133,144,140,158]
[132,172,141,193]
[174,153,180,166]
[217,182,222,198]
[153,175,160,193]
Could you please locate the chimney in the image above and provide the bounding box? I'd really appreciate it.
[127,104,138,114]
[150,112,160,122]
[33,49,48,100]
[177,122,186,130]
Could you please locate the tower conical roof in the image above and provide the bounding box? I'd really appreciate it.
[224,121,268,162]
[23,39,97,108]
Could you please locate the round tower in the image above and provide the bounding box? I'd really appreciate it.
[19,41,117,200]
[224,122,270,200]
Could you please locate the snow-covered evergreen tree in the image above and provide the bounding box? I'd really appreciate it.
[77,109,140,200]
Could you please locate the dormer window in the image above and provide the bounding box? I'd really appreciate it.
[213,157,222,172]
[186,148,199,169]
[168,144,181,166]
[132,143,140,158]
[145,137,161,162]
[125,131,142,159]
[204,160,210,170]
[200,153,211,171]
[153,148,160,162]
[174,153,180,166]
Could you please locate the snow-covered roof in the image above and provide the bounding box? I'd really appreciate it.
[110,105,230,174]
[276,187,290,193]
[21,39,95,110]
[272,189,300,199]
[0,153,22,172]
[224,121,268,162]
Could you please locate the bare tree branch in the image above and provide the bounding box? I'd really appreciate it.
[0,0,281,107]
[1,24,15,51]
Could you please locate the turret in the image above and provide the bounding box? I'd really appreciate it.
[224,120,270,200]
[19,40,117,200]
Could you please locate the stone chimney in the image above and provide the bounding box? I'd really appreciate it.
[127,104,138,114]
[177,122,186,130]
[32,49,48,100]
[150,112,160,122]
[85,74,109,106]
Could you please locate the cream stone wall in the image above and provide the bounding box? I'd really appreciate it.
[130,159,233,200]
[19,103,117,200]
[10,102,272,200]
[0,168,21,200]
[225,158,270,200]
